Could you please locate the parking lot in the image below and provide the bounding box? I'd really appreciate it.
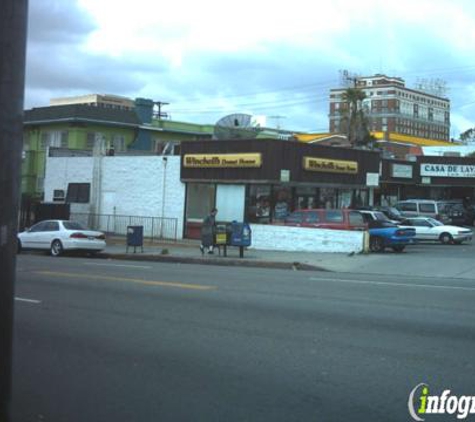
[394,237,474,256]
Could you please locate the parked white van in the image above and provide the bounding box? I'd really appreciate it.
[395,199,453,223]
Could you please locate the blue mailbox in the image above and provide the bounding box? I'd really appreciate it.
[230,221,252,247]
[127,225,144,253]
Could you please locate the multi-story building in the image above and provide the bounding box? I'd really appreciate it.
[329,74,451,142]
[22,98,215,199]
[22,95,298,200]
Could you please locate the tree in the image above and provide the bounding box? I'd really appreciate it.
[460,128,475,144]
[341,88,373,148]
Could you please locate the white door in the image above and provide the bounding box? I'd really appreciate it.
[413,220,435,240]
[101,191,117,215]
[22,221,49,249]
[215,185,245,222]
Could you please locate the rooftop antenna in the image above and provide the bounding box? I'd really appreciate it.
[339,69,360,88]
[269,115,286,130]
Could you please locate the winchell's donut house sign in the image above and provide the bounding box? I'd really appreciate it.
[420,163,475,178]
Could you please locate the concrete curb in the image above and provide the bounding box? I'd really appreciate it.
[97,252,329,272]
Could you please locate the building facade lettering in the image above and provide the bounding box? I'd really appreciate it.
[420,163,475,178]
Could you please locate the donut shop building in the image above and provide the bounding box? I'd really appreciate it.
[180,139,380,238]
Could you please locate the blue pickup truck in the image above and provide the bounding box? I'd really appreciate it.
[358,210,416,252]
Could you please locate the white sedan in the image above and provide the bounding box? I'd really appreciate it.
[399,217,473,245]
[18,220,106,256]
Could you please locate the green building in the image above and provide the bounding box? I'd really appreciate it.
[22,99,214,199]
[22,96,298,201]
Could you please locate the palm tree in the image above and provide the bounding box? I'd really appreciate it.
[341,88,372,148]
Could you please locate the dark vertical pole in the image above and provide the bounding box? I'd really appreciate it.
[0,1,29,421]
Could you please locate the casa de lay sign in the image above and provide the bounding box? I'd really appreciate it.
[420,163,475,178]
[303,157,358,174]
[183,153,262,168]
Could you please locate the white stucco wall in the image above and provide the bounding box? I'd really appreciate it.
[44,155,186,239]
[44,157,93,214]
[249,224,364,253]
[100,156,185,238]
[44,157,94,202]
[44,155,364,251]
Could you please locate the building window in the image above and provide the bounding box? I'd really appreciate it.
[60,131,69,147]
[40,132,49,150]
[40,131,69,149]
[112,135,126,152]
[66,183,91,203]
[87,132,106,150]
[186,183,216,222]
[86,133,96,149]
[36,176,44,192]
[152,140,177,155]
[273,186,291,222]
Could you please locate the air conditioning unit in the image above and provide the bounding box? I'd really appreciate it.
[53,189,66,202]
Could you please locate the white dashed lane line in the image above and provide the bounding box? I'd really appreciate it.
[15,297,42,304]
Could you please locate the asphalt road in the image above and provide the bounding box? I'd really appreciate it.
[12,254,475,422]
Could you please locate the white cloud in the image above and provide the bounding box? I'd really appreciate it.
[25,0,475,135]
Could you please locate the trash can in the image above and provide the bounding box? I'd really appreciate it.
[127,225,144,253]
[215,223,229,246]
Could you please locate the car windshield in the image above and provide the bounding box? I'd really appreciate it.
[387,207,402,217]
[374,212,391,221]
[63,221,87,230]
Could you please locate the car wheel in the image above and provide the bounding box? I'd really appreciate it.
[369,236,385,253]
[392,245,405,253]
[50,240,64,257]
[17,239,22,254]
[439,232,453,245]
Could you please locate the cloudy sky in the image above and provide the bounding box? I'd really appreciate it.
[25,0,475,137]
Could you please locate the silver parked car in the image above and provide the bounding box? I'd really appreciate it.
[17,220,106,256]
[398,217,473,245]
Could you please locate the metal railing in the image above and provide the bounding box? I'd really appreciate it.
[70,212,178,242]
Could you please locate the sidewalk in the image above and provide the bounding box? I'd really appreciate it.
[100,237,475,280]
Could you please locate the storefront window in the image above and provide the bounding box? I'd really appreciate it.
[294,187,319,210]
[338,189,353,208]
[320,188,337,209]
[245,185,272,223]
[273,186,291,222]
[186,183,216,221]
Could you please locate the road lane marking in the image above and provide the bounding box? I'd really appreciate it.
[310,277,475,292]
[15,297,41,304]
[36,271,216,291]
[84,263,152,269]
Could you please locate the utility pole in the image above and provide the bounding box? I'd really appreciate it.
[0,1,29,421]
[153,101,170,119]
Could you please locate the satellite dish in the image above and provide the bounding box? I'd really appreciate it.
[213,113,262,140]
